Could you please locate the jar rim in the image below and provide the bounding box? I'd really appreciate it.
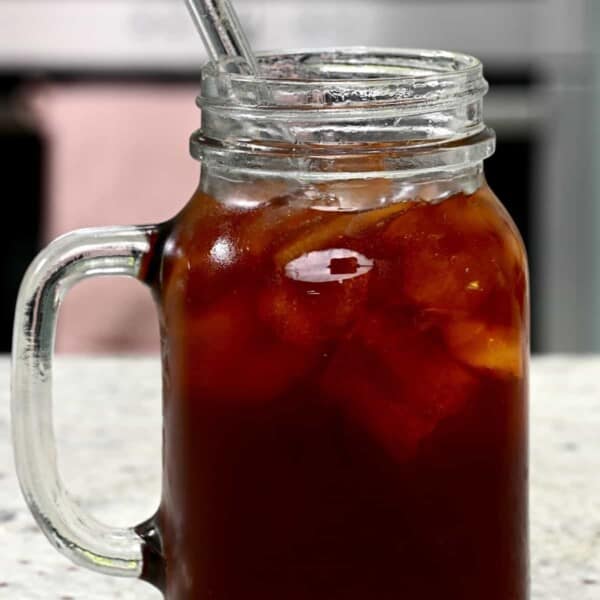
[195,48,494,176]
[212,47,482,83]
[199,47,487,110]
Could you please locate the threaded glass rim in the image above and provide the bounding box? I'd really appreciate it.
[198,47,488,111]
[193,48,494,177]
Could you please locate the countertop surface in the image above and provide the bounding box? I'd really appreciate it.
[1,356,599,599]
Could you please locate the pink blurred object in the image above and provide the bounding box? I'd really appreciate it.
[32,84,200,354]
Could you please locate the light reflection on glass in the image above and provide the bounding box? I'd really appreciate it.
[210,237,236,265]
[285,248,374,283]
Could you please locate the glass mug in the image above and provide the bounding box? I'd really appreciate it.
[12,49,529,600]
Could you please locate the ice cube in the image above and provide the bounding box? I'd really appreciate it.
[219,179,293,210]
[443,319,524,378]
[382,193,521,313]
[321,312,477,460]
[239,202,326,260]
[276,201,410,268]
[436,187,527,277]
[315,177,394,212]
[259,262,371,346]
[178,296,316,404]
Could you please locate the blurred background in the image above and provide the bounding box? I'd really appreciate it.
[0,0,597,354]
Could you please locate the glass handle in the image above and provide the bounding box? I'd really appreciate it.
[11,225,159,578]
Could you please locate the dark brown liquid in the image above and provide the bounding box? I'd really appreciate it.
[150,183,528,599]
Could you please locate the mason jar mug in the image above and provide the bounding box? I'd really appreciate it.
[12,49,529,600]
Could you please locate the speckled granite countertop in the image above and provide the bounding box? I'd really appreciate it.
[0,356,599,599]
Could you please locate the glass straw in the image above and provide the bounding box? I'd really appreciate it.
[184,0,295,141]
[185,0,260,75]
